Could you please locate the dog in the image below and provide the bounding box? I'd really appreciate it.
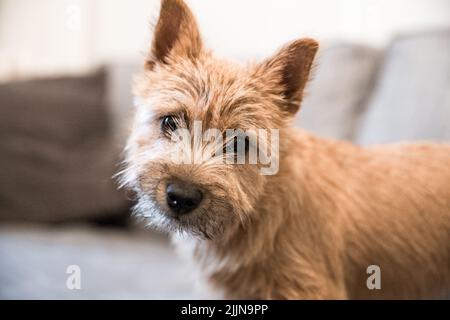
[119,0,450,299]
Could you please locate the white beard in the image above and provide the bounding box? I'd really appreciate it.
[170,232,226,299]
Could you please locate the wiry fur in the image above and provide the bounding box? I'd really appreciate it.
[120,0,450,299]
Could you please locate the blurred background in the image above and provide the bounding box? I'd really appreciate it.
[0,0,449,299]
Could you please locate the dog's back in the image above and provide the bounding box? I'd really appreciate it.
[345,142,450,299]
[286,129,450,299]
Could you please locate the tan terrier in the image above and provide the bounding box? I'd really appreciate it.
[120,0,450,299]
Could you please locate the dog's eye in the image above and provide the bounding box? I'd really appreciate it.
[235,137,250,154]
[161,115,177,133]
[244,137,250,154]
[224,136,250,155]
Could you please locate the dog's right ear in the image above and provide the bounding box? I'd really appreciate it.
[145,0,203,70]
[254,39,319,115]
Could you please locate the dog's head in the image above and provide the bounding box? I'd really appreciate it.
[120,0,318,239]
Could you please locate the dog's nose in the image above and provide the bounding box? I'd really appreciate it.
[166,182,203,215]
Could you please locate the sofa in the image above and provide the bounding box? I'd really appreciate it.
[0,30,448,299]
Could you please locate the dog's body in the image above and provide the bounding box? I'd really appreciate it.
[175,129,450,299]
[122,0,450,299]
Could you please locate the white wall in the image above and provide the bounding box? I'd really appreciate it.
[1,0,449,80]
[0,0,96,79]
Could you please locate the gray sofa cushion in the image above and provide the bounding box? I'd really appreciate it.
[0,70,127,222]
[106,63,141,148]
[356,30,450,145]
[294,43,380,140]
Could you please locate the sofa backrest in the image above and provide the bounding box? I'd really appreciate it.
[356,30,450,145]
[294,42,380,140]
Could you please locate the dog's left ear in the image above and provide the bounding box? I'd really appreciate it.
[255,39,318,115]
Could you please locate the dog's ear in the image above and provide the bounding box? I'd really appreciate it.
[255,39,318,115]
[146,0,203,70]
